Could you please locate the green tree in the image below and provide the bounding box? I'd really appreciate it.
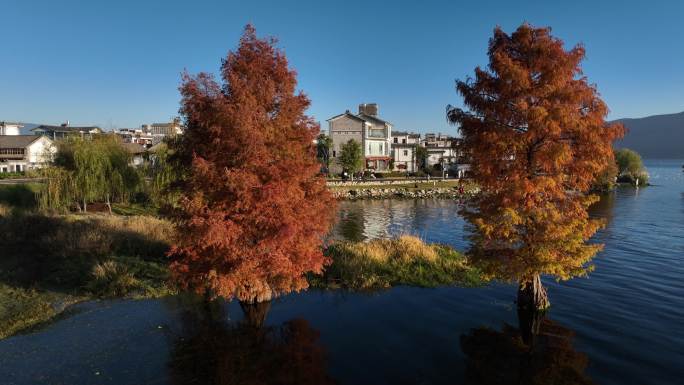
[614,148,648,185]
[39,135,140,213]
[316,133,333,172]
[415,145,428,172]
[338,139,363,176]
[144,140,182,208]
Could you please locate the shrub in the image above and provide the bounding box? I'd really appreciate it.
[313,235,483,289]
[87,260,141,297]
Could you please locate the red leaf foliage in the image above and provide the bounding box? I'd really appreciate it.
[448,24,624,282]
[168,25,336,303]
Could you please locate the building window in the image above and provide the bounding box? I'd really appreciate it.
[380,144,383,153]
[369,144,372,153]
[393,137,398,143]
[403,150,408,156]
[332,150,336,157]
[402,139,407,144]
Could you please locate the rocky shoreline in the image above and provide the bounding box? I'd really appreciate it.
[331,187,474,200]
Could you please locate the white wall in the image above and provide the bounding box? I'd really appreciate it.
[0,124,21,136]
[26,137,56,164]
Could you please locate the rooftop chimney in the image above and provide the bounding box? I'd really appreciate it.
[358,103,378,117]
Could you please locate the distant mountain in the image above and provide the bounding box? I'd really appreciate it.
[19,123,38,135]
[611,111,684,159]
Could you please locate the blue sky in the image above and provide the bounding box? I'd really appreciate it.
[2,0,683,134]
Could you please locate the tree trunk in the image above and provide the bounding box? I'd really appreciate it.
[517,304,545,346]
[517,274,550,312]
[82,198,87,213]
[239,300,271,329]
[106,194,112,215]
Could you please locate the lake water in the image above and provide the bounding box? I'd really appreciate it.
[1,160,682,385]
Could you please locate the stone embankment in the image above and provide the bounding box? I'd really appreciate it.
[331,187,475,200]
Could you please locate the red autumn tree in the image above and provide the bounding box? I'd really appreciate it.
[168,25,336,304]
[447,24,624,310]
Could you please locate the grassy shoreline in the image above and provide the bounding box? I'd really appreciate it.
[0,209,176,339]
[0,185,483,339]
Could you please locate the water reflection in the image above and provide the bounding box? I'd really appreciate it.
[461,312,593,385]
[168,300,335,385]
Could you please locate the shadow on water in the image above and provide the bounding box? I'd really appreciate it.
[167,299,337,385]
[461,309,594,385]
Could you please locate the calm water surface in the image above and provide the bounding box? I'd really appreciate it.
[1,160,682,385]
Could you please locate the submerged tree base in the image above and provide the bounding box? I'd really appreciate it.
[517,274,551,312]
[311,236,484,290]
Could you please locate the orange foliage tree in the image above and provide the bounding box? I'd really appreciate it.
[168,25,336,304]
[447,24,624,310]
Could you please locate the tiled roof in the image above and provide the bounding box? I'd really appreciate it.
[326,112,366,122]
[32,125,102,133]
[358,113,391,125]
[0,135,40,148]
[327,111,392,126]
[122,142,147,154]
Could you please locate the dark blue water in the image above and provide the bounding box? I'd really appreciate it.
[0,160,682,385]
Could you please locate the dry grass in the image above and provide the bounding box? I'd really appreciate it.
[312,235,483,290]
[87,261,141,297]
[0,211,177,338]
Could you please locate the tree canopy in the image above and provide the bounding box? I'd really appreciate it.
[39,135,140,213]
[415,145,428,172]
[167,25,336,304]
[614,148,648,185]
[447,24,624,309]
[316,133,333,172]
[338,139,363,175]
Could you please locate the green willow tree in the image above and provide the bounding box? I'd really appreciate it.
[39,135,140,213]
[447,24,624,311]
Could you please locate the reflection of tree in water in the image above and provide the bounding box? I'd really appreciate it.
[168,301,336,385]
[588,191,616,228]
[335,202,366,242]
[460,312,594,385]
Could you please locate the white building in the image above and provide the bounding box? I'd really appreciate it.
[422,133,462,171]
[0,135,56,173]
[0,121,23,136]
[391,131,421,172]
[32,123,103,140]
[116,128,154,148]
[327,103,392,173]
[142,118,184,145]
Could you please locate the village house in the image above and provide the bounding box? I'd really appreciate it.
[0,135,56,173]
[121,142,147,167]
[32,122,103,140]
[0,121,23,136]
[327,103,392,173]
[115,128,154,148]
[422,132,460,170]
[391,131,421,172]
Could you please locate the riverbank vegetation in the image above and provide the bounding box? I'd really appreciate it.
[0,210,175,338]
[615,148,649,185]
[312,236,483,289]
[0,199,487,338]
